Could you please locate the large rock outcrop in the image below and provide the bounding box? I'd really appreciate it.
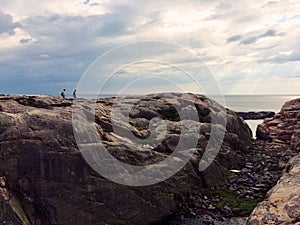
[0,93,252,225]
[256,98,300,150]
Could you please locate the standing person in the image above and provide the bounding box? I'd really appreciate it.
[73,89,77,99]
[61,89,66,99]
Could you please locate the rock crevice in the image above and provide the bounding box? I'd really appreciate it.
[248,98,300,225]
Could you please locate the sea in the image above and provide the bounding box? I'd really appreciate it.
[220,95,300,138]
[79,94,299,112]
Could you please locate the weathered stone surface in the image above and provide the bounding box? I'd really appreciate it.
[256,98,300,151]
[0,93,252,225]
[291,123,300,151]
[247,154,300,225]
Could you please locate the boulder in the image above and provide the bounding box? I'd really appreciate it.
[0,93,252,225]
[256,98,300,151]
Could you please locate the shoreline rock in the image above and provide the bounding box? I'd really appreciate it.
[248,98,300,224]
[237,111,275,120]
[256,98,300,148]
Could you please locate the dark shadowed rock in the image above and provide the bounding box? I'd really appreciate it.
[0,93,252,225]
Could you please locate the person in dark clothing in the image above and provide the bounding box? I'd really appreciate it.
[61,89,66,99]
[73,89,77,99]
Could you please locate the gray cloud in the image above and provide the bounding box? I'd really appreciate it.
[240,29,278,45]
[262,1,279,7]
[0,11,19,35]
[259,29,277,38]
[260,51,300,64]
[6,12,135,77]
[227,35,242,43]
[82,0,102,6]
[23,12,135,47]
[0,6,142,94]
[240,36,258,45]
[19,38,32,44]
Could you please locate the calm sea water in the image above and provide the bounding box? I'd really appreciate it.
[79,94,300,113]
[220,95,300,112]
[220,95,300,137]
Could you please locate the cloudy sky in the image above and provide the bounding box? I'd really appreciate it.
[0,0,299,96]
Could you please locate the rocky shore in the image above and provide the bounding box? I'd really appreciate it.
[163,140,297,225]
[257,98,300,145]
[0,94,299,225]
[248,154,300,225]
[247,98,300,224]
[237,111,275,120]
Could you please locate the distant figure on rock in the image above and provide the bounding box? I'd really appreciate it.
[61,89,66,99]
[73,89,77,99]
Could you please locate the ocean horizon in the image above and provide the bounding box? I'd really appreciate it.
[72,93,300,112]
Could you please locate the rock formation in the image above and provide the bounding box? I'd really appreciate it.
[256,98,300,149]
[237,111,275,120]
[0,93,252,225]
[248,98,300,225]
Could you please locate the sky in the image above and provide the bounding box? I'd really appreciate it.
[0,0,300,96]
